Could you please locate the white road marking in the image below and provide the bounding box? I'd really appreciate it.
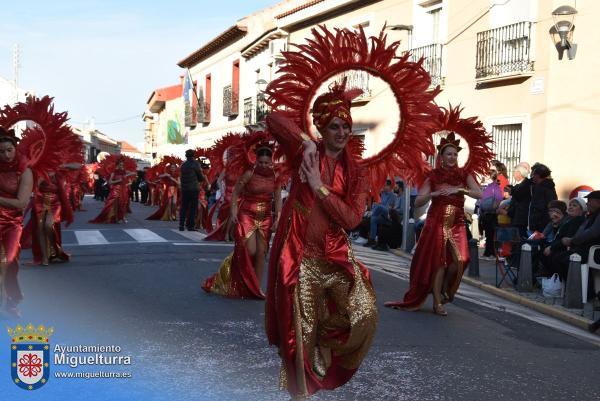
[123,229,168,243]
[74,230,109,245]
[171,229,207,241]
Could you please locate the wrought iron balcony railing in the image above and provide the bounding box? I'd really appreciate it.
[243,97,255,125]
[476,21,534,79]
[409,43,444,87]
[222,85,239,117]
[243,95,270,126]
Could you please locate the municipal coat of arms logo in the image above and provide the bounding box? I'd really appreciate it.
[7,323,54,390]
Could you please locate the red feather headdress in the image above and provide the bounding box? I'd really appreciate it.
[433,105,494,181]
[265,25,439,190]
[96,154,137,177]
[0,96,83,181]
[207,132,243,182]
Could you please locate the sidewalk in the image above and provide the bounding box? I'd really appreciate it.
[390,245,599,332]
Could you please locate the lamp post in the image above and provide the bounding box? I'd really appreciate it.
[551,5,578,60]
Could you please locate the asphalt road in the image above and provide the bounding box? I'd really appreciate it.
[1,196,599,401]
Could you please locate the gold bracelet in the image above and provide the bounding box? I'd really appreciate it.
[317,185,330,198]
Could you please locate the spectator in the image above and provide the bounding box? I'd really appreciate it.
[538,197,587,276]
[529,163,558,233]
[364,180,396,247]
[547,191,600,280]
[130,171,141,202]
[373,182,406,251]
[492,159,509,191]
[506,162,531,238]
[139,169,149,204]
[480,165,504,258]
[497,184,513,226]
[179,149,205,231]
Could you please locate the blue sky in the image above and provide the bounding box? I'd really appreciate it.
[0,0,279,149]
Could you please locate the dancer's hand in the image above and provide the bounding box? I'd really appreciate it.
[271,219,279,233]
[300,152,322,191]
[230,213,239,225]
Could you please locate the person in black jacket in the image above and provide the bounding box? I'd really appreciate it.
[179,149,205,231]
[528,163,558,233]
[505,162,531,238]
[547,191,600,280]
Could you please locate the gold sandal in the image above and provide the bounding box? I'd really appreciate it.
[433,303,448,316]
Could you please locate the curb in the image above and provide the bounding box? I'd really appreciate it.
[391,249,594,331]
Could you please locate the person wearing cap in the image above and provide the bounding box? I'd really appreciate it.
[546,191,600,280]
[365,180,397,248]
[537,198,587,276]
[179,149,205,231]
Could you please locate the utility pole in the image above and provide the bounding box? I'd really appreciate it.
[12,44,21,103]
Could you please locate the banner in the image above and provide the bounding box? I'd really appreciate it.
[182,69,197,128]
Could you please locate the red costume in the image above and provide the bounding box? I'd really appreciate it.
[204,133,243,241]
[28,172,73,264]
[90,155,137,224]
[204,170,236,240]
[146,160,181,221]
[385,107,493,310]
[263,25,440,398]
[89,169,130,223]
[202,162,278,299]
[0,153,27,311]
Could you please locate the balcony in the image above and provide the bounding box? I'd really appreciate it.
[199,102,210,124]
[222,85,239,117]
[243,95,270,126]
[409,43,444,87]
[339,70,372,100]
[476,21,534,80]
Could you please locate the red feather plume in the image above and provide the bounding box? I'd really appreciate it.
[265,25,439,191]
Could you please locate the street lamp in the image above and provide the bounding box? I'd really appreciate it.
[551,5,577,60]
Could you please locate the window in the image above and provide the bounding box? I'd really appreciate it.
[491,123,522,182]
[429,7,441,44]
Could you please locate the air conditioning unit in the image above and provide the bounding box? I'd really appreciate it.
[269,39,288,59]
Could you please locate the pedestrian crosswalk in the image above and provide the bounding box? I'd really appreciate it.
[61,228,221,247]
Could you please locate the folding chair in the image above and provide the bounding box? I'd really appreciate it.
[494,226,522,288]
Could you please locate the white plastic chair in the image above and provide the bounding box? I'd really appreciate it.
[581,245,600,304]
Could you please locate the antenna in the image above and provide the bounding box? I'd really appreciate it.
[12,44,21,103]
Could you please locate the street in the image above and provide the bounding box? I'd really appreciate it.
[2,196,599,401]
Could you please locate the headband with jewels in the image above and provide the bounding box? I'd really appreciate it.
[436,132,463,153]
[311,77,362,131]
[7,324,54,344]
[254,139,275,155]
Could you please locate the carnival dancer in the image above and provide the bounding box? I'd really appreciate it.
[202,133,282,299]
[89,156,137,224]
[385,107,492,315]
[147,158,181,221]
[204,133,242,241]
[0,126,32,316]
[263,25,439,398]
[29,163,81,265]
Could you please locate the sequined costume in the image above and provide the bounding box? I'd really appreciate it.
[265,117,378,398]
[146,175,179,221]
[0,154,27,310]
[385,167,470,310]
[195,186,212,231]
[204,170,237,241]
[89,169,129,224]
[26,172,73,264]
[202,167,277,299]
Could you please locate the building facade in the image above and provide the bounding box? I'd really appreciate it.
[145,0,599,197]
